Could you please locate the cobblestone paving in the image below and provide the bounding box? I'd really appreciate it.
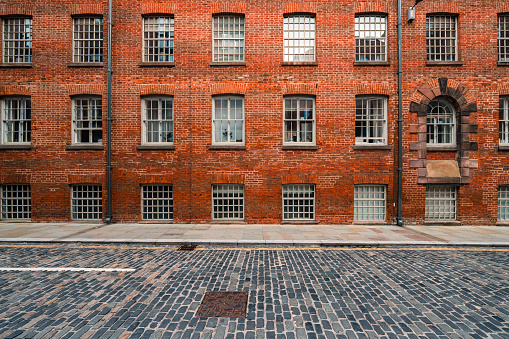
[0,245,508,339]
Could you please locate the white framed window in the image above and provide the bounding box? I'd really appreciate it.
[73,17,103,63]
[282,184,315,220]
[355,14,387,62]
[1,97,31,144]
[72,96,102,144]
[142,97,173,144]
[499,14,509,62]
[354,185,386,221]
[212,184,244,220]
[284,96,315,144]
[143,16,174,62]
[427,98,456,146]
[142,185,173,220]
[71,184,102,220]
[283,14,315,62]
[426,15,458,62]
[213,15,244,62]
[1,184,31,220]
[499,186,509,221]
[425,186,456,220]
[2,17,32,63]
[500,97,509,146]
[355,96,387,145]
[212,96,244,144]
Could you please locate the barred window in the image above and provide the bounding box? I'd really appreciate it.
[500,97,509,145]
[72,96,102,144]
[143,16,174,62]
[73,17,103,63]
[355,96,387,145]
[71,185,102,220]
[142,185,173,220]
[283,184,315,220]
[2,17,32,63]
[283,15,315,62]
[426,15,457,62]
[499,186,509,221]
[142,97,173,144]
[213,15,244,62]
[427,98,456,146]
[355,15,387,62]
[1,97,31,144]
[499,14,509,62]
[1,184,31,219]
[284,97,315,144]
[354,185,386,221]
[212,184,244,220]
[212,96,244,144]
[425,186,456,220]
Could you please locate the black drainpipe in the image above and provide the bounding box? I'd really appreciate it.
[106,0,113,224]
[396,0,403,226]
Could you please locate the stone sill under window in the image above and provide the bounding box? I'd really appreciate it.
[423,220,461,226]
[496,221,509,226]
[0,63,32,68]
[497,61,509,67]
[427,146,458,152]
[498,145,509,151]
[425,61,463,67]
[65,144,104,150]
[282,145,318,150]
[209,62,246,67]
[353,61,390,66]
[67,62,104,68]
[282,220,318,225]
[209,145,246,150]
[281,61,318,66]
[353,145,392,150]
[0,144,32,150]
[137,145,176,150]
[138,62,176,68]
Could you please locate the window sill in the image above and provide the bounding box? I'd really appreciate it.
[427,146,458,152]
[67,62,104,68]
[497,61,509,67]
[353,61,390,66]
[0,144,32,150]
[282,145,318,150]
[282,220,318,224]
[423,220,461,226]
[209,62,246,67]
[498,145,509,151]
[425,61,463,67]
[0,63,32,68]
[353,145,391,150]
[137,145,175,150]
[496,221,509,226]
[65,144,104,150]
[281,61,318,66]
[138,62,176,67]
[209,145,246,150]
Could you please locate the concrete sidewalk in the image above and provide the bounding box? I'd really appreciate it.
[1,222,509,247]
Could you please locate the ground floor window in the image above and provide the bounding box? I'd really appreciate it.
[212,184,244,220]
[354,185,386,221]
[282,184,315,220]
[425,185,456,220]
[142,184,173,220]
[1,184,31,219]
[71,184,102,220]
[499,186,509,221]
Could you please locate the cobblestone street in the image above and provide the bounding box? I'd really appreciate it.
[0,244,508,339]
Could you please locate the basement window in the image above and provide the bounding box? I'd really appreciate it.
[212,184,244,220]
[71,184,102,220]
[499,186,509,221]
[282,184,315,220]
[141,184,173,220]
[425,186,456,220]
[354,185,386,221]
[1,184,31,219]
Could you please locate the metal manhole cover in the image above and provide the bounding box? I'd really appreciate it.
[195,291,248,317]
[177,244,197,251]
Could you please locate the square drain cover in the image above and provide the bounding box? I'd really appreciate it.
[195,291,248,317]
[178,245,197,251]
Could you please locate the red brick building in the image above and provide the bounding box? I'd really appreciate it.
[0,0,508,225]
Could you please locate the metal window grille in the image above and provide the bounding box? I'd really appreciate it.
[499,186,509,221]
[143,16,174,62]
[1,184,31,219]
[73,17,103,63]
[425,186,456,220]
[212,184,244,220]
[142,185,173,220]
[354,185,386,221]
[283,15,315,62]
[2,17,32,63]
[143,97,173,143]
[426,15,457,61]
[213,15,244,62]
[71,185,102,220]
[355,15,386,62]
[355,97,387,145]
[73,97,102,144]
[500,97,509,145]
[2,97,31,144]
[284,97,314,144]
[282,184,315,220]
[213,96,244,144]
[427,98,455,145]
[499,15,509,62]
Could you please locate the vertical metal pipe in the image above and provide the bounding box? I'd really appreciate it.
[396,0,404,226]
[106,0,113,223]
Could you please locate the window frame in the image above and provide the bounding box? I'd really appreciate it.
[71,184,103,221]
[211,95,245,145]
[141,96,174,145]
[499,186,509,221]
[72,16,104,63]
[212,184,245,220]
[1,184,31,220]
[426,97,456,147]
[498,14,509,62]
[141,184,174,221]
[2,17,32,64]
[282,184,315,221]
[353,185,386,221]
[283,14,316,62]
[355,96,388,146]
[500,97,509,146]
[283,96,316,145]
[354,14,387,62]
[426,14,458,62]
[212,14,245,63]
[1,96,31,145]
[425,185,457,221]
[142,15,174,63]
[72,96,103,145]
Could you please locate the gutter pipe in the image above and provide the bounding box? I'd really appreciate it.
[106,0,113,224]
[396,0,404,226]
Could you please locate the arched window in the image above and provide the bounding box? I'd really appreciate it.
[427,98,456,145]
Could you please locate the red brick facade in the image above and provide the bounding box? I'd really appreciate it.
[0,0,508,225]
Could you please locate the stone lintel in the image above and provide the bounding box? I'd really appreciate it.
[426,160,460,178]
[409,159,426,168]
[438,77,448,95]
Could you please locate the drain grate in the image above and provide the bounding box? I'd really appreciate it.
[177,244,197,251]
[195,291,248,318]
